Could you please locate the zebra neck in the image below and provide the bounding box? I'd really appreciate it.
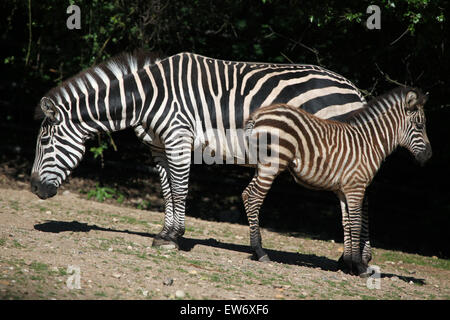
[70,69,148,134]
[350,105,400,162]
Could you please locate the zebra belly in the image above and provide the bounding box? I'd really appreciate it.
[194,129,264,166]
[288,157,341,192]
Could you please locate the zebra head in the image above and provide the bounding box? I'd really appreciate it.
[31,97,87,199]
[399,89,432,166]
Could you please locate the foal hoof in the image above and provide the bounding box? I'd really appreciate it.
[358,269,373,278]
[152,236,179,250]
[258,254,271,262]
[337,256,370,277]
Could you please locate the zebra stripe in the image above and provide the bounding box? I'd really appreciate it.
[243,86,431,276]
[31,51,367,247]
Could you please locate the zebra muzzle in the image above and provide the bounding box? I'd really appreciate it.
[30,173,58,199]
[416,144,432,166]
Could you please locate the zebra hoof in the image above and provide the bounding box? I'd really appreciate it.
[356,264,372,278]
[258,254,271,262]
[337,255,349,272]
[152,237,179,250]
[358,269,373,278]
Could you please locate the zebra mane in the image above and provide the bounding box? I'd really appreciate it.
[341,86,425,123]
[34,49,164,120]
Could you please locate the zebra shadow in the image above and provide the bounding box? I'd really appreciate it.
[178,237,339,272]
[33,220,336,271]
[33,220,426,284]
[379,273,426,285]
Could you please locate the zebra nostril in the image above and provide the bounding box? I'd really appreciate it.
[30,174,40,194]
[31,182,38,194]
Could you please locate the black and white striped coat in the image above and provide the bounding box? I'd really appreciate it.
[242,87,431,276]
[31,51,367,248]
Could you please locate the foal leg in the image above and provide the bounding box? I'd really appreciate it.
[344,189,371,277]
[337,193,372,274]
[242,171,276,262]
[360,195,372,267]
[337,193,352,273]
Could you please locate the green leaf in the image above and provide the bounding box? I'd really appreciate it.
[236,19,247,30]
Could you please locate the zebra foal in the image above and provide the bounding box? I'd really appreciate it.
[243,87,432,276]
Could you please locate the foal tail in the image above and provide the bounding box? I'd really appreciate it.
[244,103,293,138]
[244,117,256,138]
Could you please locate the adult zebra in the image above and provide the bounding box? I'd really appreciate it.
[30,50,366,249]
[243,87,432,276]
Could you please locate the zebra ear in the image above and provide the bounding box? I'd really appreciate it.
[40,97,60,122]
[405,90,418,111]
[422,92,430,105]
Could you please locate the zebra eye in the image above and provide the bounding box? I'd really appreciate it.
[416,122,424,130]
[47,117,61,125]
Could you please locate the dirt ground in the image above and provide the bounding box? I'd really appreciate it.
[0,173,449,300]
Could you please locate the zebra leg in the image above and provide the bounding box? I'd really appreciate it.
[151,150,178,248]
[345,189,371,277]
[337,193,352,273]
[361,195,372,267]
[242,172,275,262]
[164,135,193,245]
[337,192,371,276]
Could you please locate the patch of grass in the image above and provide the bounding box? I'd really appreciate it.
[185,225,203,234]
[136,199,151,210]
[209,274,222,282]
[260,278,274,286]
[108,214,150,227]
[223,230,234,238]
[94,291,107,297]
[58,267,67,276]
[0,291,24,300]
[360,294,377,300]
[383,290,402,299]
[186,259,204,267]
[12,240,25,248]
[325,280,337,288]
[9,200,19,211]
[0,238,6,246]
[242,270,256,278]
[339,287,358,297]
[378,251,450,270]
[30,262,49,272]
[86,183,124,204]
[136,252,147,259]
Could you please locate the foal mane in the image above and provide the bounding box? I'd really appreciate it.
[338,86,425,123]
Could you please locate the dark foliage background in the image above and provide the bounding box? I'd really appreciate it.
[1,0,449,258]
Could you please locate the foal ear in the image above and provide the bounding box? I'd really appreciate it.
[422,92,430,105]
[405,90,419,111]
[40,97,60,122]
